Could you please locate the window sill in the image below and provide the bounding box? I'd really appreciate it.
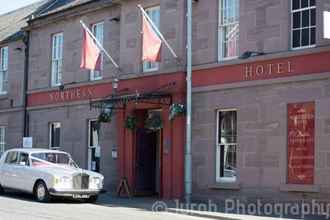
[209,182,240,190]
[143,68,159,73]
[280,184,320,193]
[218,56,239,62]
[90,77,103,81]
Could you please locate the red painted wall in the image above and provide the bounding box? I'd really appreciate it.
[193,51,330,87]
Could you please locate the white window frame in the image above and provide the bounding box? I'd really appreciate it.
[291,0,316,50]
[216,109,237,183]
[218,0,239,61]
[0,47,8,94]
[90,22,104,81]
[0,126,6,155]
[49,122,61,149]
[143,6,160,73]
[51,33,63,87]
[88,119,100,171]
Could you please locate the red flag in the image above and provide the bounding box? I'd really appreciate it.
[80,29,101,71]
[142,16,162,62]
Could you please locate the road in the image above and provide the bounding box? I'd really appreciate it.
[0,192,209,220]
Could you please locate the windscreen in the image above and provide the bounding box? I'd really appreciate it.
[31,152,77,168]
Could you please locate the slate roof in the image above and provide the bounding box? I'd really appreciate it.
[34,0,97,18]
[0,0,113,44]
[0,0,47,44]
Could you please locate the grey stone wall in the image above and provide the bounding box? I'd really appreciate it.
[0,39,26,150]
[28,104,119,191]
[28,6,121,90]
[0,110,24,150]
[192,77,330,201]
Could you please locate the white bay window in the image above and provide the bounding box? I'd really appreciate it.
[49,122,61,149]
[218,0,239,60]
[51,33,63,87]
[0,47,8,94]
[0,126,5,155]
[216,109,237,183]
[90,22,104,81]
[291,0,316,49]
[143,6,160,72]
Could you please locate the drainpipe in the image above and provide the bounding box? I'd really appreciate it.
[23,31,30,138]
[185,0,192,204]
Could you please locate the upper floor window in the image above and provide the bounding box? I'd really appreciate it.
[291,0,316,49]
[51,33,63,87]
[0,126,5,155]
[218,0,239,61]
[90,22,104,81]
[143,6,160,72]
[49,122,61,149]
[216,109,237,183]
[0,47,8,94]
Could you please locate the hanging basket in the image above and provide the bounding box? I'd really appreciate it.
[169,103,185,120]
[145,112,163,131]
[97,108,113,123]
[124,115,137,131]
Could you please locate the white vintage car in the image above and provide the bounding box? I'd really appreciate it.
[0,148,104,203]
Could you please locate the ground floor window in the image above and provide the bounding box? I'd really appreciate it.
[88,120,100,172]
[216,109,237,183]
[0,126,5,155]
[49,122,61,149]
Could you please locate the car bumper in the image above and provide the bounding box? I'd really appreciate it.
[49,188,104,198]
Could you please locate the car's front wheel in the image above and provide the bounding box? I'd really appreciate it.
[34,181,50,203]
[0,184,4,194]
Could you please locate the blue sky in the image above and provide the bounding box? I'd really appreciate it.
[0,0,41,15]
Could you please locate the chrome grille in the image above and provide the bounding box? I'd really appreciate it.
[73,173,89,189]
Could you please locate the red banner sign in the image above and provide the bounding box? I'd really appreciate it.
[287,102,315,184]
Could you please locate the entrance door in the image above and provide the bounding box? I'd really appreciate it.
[88,120,101,172]
[135,128,158,195]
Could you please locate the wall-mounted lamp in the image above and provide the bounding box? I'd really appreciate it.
[112,78,119,91]
[58,81,77,91]
[110,16,120,22]
[15,47,23,52]
[239,51,265,59]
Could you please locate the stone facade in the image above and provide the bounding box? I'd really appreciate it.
[189,0,330,202]
[0,40,26,152]
[192,75,330,202]
[21,0,330,199]
[28,104,118,191]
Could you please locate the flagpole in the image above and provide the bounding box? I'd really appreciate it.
[137,5,178,59]
[80,20,120,69]
[185,0,193,204]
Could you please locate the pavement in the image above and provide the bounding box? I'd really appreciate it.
[0,191,329,220]
[0,192,207,220]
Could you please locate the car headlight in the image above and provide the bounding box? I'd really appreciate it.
[54,176,72,187]
[90,177,103,188]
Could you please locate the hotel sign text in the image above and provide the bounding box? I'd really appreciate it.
[48,87,95,103]
[244,61,293,80]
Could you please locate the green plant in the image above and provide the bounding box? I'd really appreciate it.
[97,109,113,123]
[169,103,185,120]
[125,115,137,130]
[145,112,163,131]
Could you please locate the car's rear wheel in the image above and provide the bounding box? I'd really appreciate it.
[34,181,50,203]
[85,195,98,203]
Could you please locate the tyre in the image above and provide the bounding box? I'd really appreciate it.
[85,195,98,203]
[0,184,4,194]
[34,181,50,203]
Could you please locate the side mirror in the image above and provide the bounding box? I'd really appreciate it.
[19,161,27,166]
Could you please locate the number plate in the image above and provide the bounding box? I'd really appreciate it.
[73,194,90,199]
